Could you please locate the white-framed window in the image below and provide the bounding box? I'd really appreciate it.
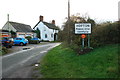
[51,34,53,38]
[45,34,47,38]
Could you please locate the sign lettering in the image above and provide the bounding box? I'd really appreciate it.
[75,23,91,34]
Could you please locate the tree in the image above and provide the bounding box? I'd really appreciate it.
[87,18,96,28]
[59,13,96,50]
[34,28,41,38]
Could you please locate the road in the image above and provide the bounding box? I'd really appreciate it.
[2,43,61,78]
[7,42,50,54]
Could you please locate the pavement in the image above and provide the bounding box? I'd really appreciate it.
[1,42,61,78]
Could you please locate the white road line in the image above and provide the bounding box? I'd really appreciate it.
[40,51,47,54]
[2,44,53,58]
[2,47,34,58]
[3,43,61,58]
[2,43,61,74]
[20,43,61,65]
[20,54,38,65]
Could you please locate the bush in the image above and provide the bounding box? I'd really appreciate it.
[91,22,119,47]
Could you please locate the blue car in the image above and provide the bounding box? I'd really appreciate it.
[31,38,41,43]
[13,38,28,46]
[31,38,41,44]
[1,37,13,48]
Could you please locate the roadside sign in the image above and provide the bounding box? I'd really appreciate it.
[75,23,91,34]
[81,34,86,39]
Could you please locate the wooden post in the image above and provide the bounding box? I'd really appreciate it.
[82,38,84,49]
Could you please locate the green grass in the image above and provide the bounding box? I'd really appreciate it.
[39,44,119,78]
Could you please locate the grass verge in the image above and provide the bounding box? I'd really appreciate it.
[39,44,119,78]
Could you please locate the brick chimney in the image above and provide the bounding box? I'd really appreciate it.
[39,15,43,21]
[52,20,55,25]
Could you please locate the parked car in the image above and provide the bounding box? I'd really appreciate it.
[30,38,41,44]
[1,37,13,48]
[13,38,28,46]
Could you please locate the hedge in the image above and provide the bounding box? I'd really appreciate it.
[90,22,119,47]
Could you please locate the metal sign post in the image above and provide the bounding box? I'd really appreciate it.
[75,23,91,49]
[88,34,90,48]
[81,34,86,50]
[82,38,84,49]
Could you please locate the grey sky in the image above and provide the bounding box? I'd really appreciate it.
[0,0,119,29]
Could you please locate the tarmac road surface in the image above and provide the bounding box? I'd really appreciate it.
[2,43,61,78]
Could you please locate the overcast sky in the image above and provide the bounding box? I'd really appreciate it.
[0,0,119,29]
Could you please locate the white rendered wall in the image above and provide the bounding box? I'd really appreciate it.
[34,22,58,41]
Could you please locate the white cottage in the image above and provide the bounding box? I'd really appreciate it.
[33,16,59,41]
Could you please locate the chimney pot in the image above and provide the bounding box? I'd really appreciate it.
[52,20,55,25]
[39,15,43,21]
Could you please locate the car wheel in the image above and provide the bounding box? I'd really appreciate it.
[20,42,24,46]
[9,45,12,48]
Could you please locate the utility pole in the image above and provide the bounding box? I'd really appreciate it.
[7,14,10,37]
[68,0,70,20]
[7,14,9,22]
[68,0,70,44]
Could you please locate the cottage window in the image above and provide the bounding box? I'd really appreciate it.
[51,34,53,38]
[45,34,47,38]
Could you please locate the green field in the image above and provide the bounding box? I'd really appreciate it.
[39,44,119,78]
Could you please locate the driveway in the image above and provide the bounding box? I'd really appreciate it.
[2,43,61,78]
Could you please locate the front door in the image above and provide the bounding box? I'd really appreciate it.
[54,33,57,41]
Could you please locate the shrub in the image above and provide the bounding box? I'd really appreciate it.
[91,22,119,47]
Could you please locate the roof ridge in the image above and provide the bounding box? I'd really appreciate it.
[43,21,56,25]
[33,21,59,30]
[8,21,33,32]
[9,21,30,26]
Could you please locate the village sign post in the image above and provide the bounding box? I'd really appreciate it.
[75,23,91,49]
